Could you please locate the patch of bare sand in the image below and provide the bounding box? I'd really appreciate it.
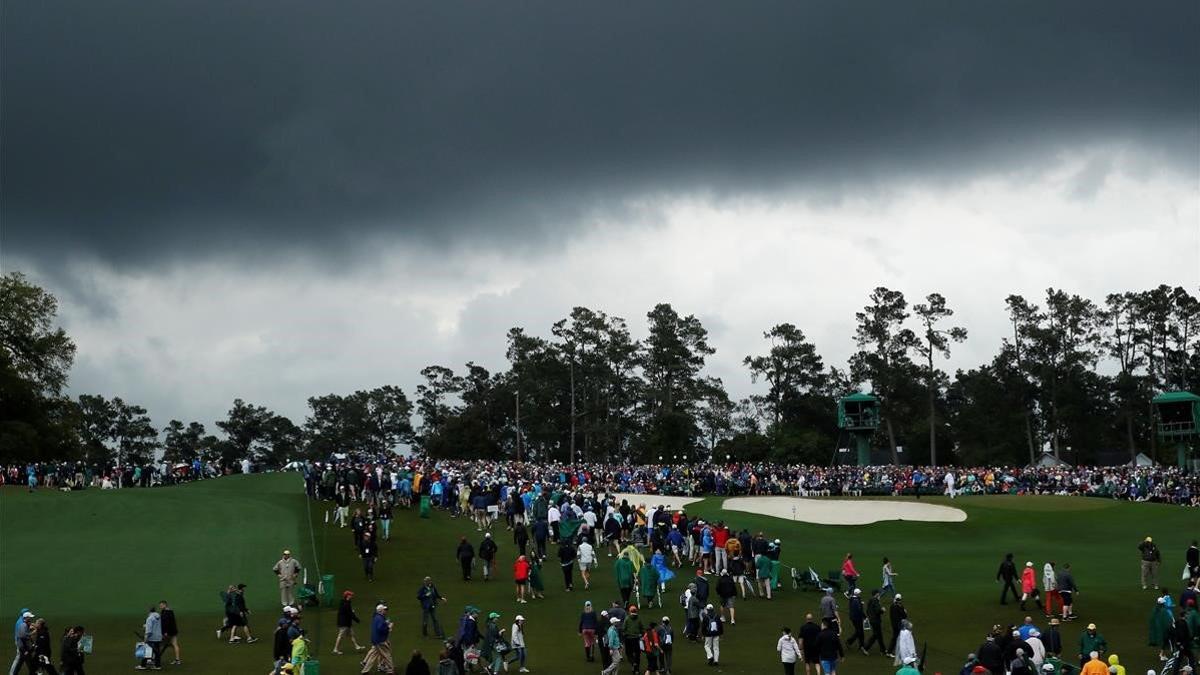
[722,496,967,525]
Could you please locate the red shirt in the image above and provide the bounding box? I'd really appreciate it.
[514,559,530,581]
[842,559,859,578]
[713,528,730,548]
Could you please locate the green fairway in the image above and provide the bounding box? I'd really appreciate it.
[3,475,1197,675]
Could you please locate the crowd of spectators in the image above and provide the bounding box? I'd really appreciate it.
[299,457,1200,508]
[2,458,223,490]
[6,455,1197,506]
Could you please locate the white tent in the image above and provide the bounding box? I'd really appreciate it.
[1029,451,1070,469]
[1129,452,1156,467]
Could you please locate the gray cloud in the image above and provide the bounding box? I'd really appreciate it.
[3,1,1197,270]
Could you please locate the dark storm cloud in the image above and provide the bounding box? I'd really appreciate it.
[3,1,1197,267]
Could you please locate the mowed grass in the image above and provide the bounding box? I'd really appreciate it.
[2,475,1198,675]
[1,473,308,673]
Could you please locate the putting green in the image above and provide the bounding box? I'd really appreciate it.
[2,474,1196,674]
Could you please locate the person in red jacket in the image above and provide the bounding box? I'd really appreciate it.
[713,524,731,573]
[1020,562,1043,612]
[841,554,860,597]
[514,555,531,604]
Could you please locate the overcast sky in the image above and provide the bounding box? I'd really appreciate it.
[2,1,1197,429]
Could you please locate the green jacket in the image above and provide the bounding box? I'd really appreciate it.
[615,557,635,589]
[1186,608,1200,647]
[1149,606,1173,646]
[623,614,644,641]
[529,561,545,592]
[1078,630,1107,657]
[638,563,659,598]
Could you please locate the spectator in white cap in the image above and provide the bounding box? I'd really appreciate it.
[273,550,302,607]
[1025,628,1046,668]
[897,654,921,675]
[888,594,907,658]
[509,615,528,673]
[10,611,35,675]
[600,617,622,675]
[362,604,393,674]
[657,616,674,674]
[1021,562,1043,612]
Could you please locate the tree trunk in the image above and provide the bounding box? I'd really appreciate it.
[1126,411,1136,463]
[885,417,899,464]
[928,354,937,466]
[569,360,576,465]
[1149,400,1158,463]
[1024,411,1036,465]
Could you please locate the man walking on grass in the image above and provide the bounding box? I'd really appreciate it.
[417,577,447,640]
[361,604,394,674]
[1140,537,1162,590]
[10,611,34,675]
[273,550,303,607]
[160,600,181,666]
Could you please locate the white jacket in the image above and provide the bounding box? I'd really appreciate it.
[777,634,800,663]
[510,623,525,648]
[1042,564,1057,591]
[578,542,596,564]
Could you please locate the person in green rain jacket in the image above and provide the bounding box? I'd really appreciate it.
[638,560,659,607]
[529,557,545,599]
[615,554,636,605]
[1149,597,1174,661]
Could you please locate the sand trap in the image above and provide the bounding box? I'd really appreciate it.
[722,496,967,525]
[611,493,703,512]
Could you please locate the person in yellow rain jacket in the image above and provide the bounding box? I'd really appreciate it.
[290,631,311,674]
[1106,654,1126,675]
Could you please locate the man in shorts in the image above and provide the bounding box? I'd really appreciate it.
[798,613,821,675]
[159,600,181,665]
[578,539,596,590]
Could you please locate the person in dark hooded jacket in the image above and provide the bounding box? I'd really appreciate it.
[1042,618,1064,657]
[456,538,475,581]
[272,618,293,665]
[404,649,432,675]
[976,635,1004,675]
[478,534,498,581]
[997,553,1019,605]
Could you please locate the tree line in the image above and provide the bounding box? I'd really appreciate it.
[1,271,1197,467]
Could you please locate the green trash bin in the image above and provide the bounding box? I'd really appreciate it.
[301,660,319,675]
[320,574,335,607]
[420,495,431,518]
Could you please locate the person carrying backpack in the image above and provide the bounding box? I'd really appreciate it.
[642,621,663,674]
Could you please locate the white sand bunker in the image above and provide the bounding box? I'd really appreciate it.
[611,493,703,512]
[723,496,967,525]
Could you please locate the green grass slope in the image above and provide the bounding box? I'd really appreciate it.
[1,473,308,673]
[2,475,1196,675]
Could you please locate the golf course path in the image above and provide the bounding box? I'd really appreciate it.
[610,492,703,511]
[722,495,967,525]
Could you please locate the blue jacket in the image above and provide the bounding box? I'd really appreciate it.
[145,612,163,642]
[13,610,28,647]
[371,613,390,645]
[417,584,442,610]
